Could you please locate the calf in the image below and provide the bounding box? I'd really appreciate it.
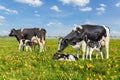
[86,41,103,60]
[19,39,32,52]
[53,52,78,61]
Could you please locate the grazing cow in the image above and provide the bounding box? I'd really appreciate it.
[53,52,78,61]
[9,28,46,52]
[58,24,110,59]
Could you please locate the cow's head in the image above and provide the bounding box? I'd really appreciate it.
[58,28,83,52]
[53,52,60,60]
[58,37,68,52]
[9,29,16,36]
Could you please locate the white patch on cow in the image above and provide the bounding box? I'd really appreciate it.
[70,40,85,50]
[39,28,41,31]
[68,55,76,61]
[73,25,83,31]
[78,25,83,29]
[58,58,65,60]
[21,28,24,32]
[71,41,81,49]
[19,39,24,51]
[31,36,39,44]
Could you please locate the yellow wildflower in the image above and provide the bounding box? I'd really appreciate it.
[79,65,84,69]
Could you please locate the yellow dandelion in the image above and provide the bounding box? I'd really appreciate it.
[43,72,45,74]
[79,65,84,69]
[111,76,115,80]
[108,64,111,67]
[69,78,72,80]
[58,54,61,57]
[115,64,119,68]
[86,77,89,80]
[86,77,92,80]
[87,63,94,69]
[99,75,103,80]
[75,63,77,66]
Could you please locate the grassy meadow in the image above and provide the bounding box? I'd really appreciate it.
[0,37,120,80]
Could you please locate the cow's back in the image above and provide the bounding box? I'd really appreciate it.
[81,25,106,41]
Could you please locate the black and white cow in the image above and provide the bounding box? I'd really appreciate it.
[9,28,46,52]
[58,24,110,59]
[53,52,78,61]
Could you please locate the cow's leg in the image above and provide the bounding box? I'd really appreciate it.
[39,42,43,52]
[19,44,21,51]
[76,48,80,58]
[42,40,46,51]
[28,46,32,52]
[82,41,86,60]
[38,38,44,52]
[103,25,110,59]
[86,46,89,59]
[19,41,23,51]
[89,48,93,60]
[105,41,109,59]
[100,51,103,59]
[96,51,98,59]
[25,46,28,52]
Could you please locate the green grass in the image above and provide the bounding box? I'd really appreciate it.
[0,37,120,80]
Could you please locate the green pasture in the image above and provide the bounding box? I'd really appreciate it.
[0,37,120,80]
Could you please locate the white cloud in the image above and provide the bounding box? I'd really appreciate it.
[35,14,40,17]
[115,2,120,7]
[59,0,89,7]
[100,4,106,7]
[0,5,18,14]
[0,16,5,20]
[46,22,62,27]
[50,5,61,12]
[96,4,106,15]
[79,7,92,11]
[15,0,43,7]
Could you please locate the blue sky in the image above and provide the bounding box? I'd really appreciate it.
[0,0,120,37]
